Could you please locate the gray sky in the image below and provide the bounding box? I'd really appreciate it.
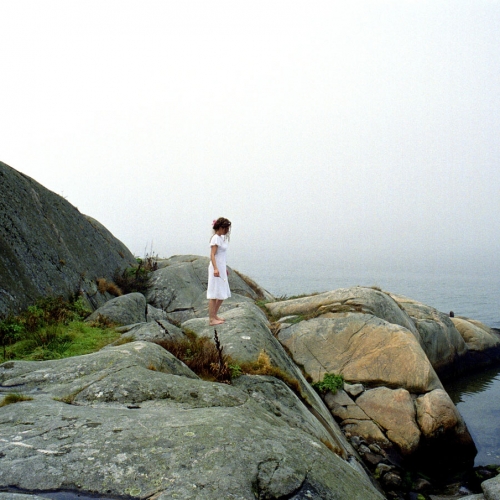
[2,1,499,273]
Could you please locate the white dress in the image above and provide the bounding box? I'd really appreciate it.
[207,234,231,300]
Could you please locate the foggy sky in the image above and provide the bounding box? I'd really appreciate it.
[2,1,499,274]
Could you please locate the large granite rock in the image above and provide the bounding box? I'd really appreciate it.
[278,313,442,393]
[146,255,273,323]
[0,342,384,500]
[182,301,359,462]
[356,387,421,455]
[0,162,135,316]
[266,287,419,337]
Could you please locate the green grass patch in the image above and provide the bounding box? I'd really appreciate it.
[0,393,34,407]
[4,321,120,361]
[312,373,344,395]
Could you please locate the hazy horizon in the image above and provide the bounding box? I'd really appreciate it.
[2,1,499,276]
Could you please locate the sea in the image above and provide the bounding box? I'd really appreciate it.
[233,254,500,466]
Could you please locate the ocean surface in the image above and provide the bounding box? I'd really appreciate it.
[233,254,500,465]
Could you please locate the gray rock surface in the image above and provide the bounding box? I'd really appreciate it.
[483,475,500,500]
[389,293,469,372]
[0,342,384,500]
[115,320,185,343]
[146,255,273,322]
[85,292,147,326]
[0,161,135,316]
[182,301,359,461]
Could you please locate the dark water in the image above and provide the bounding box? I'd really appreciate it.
[232,254,500,466]
[445,364,500,466]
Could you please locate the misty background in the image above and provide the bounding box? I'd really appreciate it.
[2,1,499,294]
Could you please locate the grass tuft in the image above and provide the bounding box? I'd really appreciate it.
[0,393,33,407]
[312,373,344,395]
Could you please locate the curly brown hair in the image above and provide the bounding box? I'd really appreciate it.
[212,217,232,241]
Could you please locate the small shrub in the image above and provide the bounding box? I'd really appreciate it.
[0,393,33,407]
[312,373,344,395]
[113,254,158,295]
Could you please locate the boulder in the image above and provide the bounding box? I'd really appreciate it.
[483,475,500,500]
[85,292,147,326]
[414,389,477,467]
[146,255,273,322]
[452,317,500,352]
[0,343,384,500]
[389,293,469,373]
[266,286,419,337]
[415,389,462,438]
[278,314,442,393]
[356,387,421,455]
[182,301,359,461]
[0,161,135,316]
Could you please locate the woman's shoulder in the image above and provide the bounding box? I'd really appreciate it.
[210,234,222,245]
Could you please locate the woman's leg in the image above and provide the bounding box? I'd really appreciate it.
[214,299,225,321]
[208,299,224,325]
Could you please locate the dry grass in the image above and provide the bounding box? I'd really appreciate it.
[0,393,33,407]
[238,351,302,395]
[97,278,123,297]
[155,333,230,382]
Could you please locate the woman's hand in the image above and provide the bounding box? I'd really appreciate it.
[214,268,220,277]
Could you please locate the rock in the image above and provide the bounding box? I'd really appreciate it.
[345,383,365,397]
[414,389,476,466]
[343,420,391,448]
[452,317,500,352]
[414,478,432,491]
[146,255,273,322]
[376,464,394,475]
[146,303,170,322]
[85,292,147,326]
[324,390,370,421]
[114,320,185,343]
[481,473,500,500]
[0,161,135,316]
[382,472,402,488]
[0,345,384,500]
[182,302,359,461]
[0,495,51,500]
[415,389,462,438]
[266,286,419,337]
[233,375,341,449]
[356,387,421,455]
[278,314,442,393]
[389,293,468,374]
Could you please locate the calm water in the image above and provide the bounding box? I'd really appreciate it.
[445,365,500,466]
[233,254,500,466]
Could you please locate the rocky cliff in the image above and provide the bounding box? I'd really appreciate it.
[0,162,135,316]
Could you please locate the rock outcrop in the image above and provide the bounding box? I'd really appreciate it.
[146,255,273,323]
[0,162,135,316]
[269,287,478,471]
[0,342,383,500]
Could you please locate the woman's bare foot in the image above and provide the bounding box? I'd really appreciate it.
[209,318,224,326]
[216,316,225,322]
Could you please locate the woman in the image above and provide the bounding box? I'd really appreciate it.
[207,217,231,325]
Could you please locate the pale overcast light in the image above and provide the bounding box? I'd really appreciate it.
[1,1,499,276]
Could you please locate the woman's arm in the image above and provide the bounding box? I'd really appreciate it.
[210,244,220,277]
